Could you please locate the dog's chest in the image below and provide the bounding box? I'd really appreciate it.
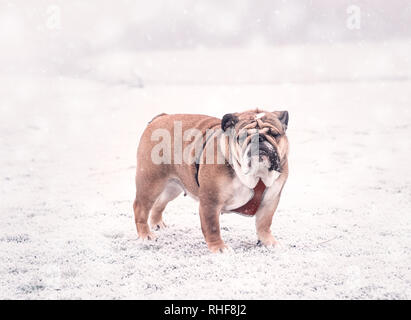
[223,178,254,211]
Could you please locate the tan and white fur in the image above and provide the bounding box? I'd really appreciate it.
[133,109,289,252]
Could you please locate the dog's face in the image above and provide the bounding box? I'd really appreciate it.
[221,109,289,188]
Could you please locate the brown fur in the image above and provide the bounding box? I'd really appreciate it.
[133,110,289,252]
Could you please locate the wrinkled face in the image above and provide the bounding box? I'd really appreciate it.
[221,110,289,187]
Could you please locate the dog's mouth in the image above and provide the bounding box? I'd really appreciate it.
[259,145,281,172]
[245,135,281,172]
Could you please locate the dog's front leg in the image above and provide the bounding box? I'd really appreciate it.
[255,171,288,247]
[199,200,227,253]
[255,194,281,247]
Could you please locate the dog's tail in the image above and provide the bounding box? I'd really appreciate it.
[148,113,167,124]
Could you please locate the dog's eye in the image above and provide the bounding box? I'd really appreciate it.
[270,130,281,139]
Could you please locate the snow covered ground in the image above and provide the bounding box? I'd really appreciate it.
[1,42,411,299]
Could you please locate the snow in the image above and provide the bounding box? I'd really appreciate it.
[1,6,411,298]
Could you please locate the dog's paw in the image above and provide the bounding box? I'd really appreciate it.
[208,241,230,253]
[257,234,279,247]
[138,231,157,241]
[150,220,166,231]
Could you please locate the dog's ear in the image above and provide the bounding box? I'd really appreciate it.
[273,111,289,131]
[221,113,239,132]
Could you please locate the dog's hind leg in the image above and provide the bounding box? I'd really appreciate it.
[133,177,167,241]
[133,198,156,241]
[149,180,183,230]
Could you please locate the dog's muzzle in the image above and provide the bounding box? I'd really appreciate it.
[248,134,281,172]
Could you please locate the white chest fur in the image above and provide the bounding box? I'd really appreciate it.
[222,174,284,213]
[223,177,254,211]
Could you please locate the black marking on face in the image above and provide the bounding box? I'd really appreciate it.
[246,135,281,172]
[259,141,280,171]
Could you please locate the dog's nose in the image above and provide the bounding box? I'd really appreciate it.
[258,135,265,143]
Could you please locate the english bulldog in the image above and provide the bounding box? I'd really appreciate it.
[133,109,289,252]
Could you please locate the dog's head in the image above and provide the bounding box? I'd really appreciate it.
[221,109,289,187]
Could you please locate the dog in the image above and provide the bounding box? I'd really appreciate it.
[133,109,289,252]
